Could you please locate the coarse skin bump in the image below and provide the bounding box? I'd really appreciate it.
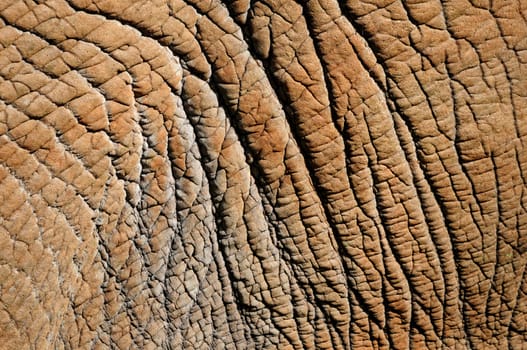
[0,0,526,349]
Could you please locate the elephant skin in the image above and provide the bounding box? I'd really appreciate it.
[0,0,526,349]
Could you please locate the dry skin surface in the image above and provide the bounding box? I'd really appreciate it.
[0,0,526,349]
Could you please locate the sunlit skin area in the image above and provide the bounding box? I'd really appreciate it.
[0,0,526,348]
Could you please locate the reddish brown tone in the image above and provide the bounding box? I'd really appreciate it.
[0,0,526,348]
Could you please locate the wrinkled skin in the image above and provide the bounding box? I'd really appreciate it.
[0,0,526,349]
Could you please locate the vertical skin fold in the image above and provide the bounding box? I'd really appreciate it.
[0,0,526,349]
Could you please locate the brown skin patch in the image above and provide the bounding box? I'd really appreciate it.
[0,0,526,348]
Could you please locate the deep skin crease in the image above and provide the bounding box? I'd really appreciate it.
[0,0,526,349]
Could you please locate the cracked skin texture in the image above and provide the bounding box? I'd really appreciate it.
[0,0,526,349]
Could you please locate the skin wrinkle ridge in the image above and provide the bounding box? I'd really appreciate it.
[0,0,526,349]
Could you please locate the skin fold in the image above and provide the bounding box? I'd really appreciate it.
[0,0,525,348]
